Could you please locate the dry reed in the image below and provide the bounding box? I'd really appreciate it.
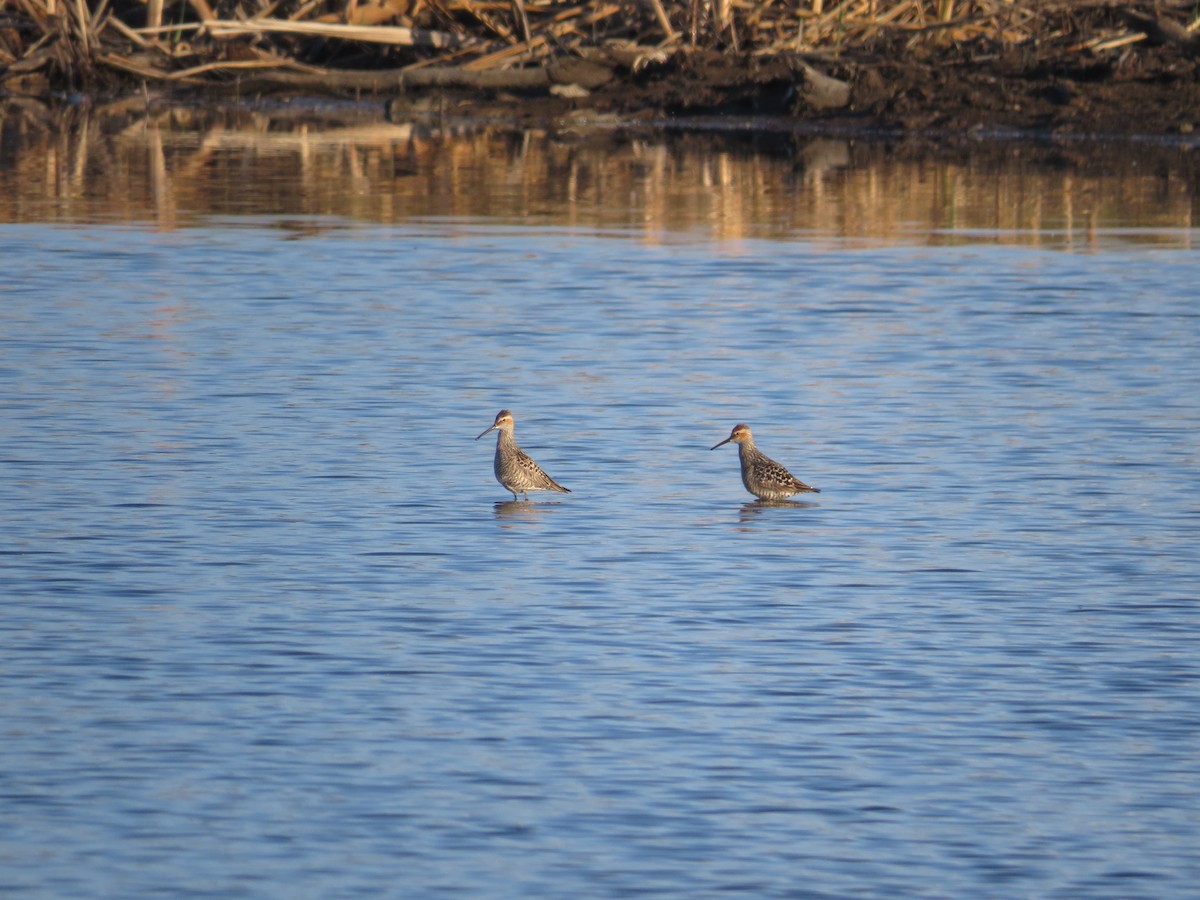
[0,0,1194,90]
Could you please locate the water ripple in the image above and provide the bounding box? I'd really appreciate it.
[1,218,1197,898]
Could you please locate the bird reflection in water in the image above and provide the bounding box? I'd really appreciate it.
[492,499,566,522]
[737,498,820,526]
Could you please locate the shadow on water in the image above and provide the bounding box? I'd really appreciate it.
[737,498,821,524]
[1,99,1198,245]
[492,499,567,521]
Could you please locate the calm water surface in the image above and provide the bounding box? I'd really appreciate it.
[1,118,1198,898]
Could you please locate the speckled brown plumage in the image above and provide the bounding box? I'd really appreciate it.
[476,409,570,501]
[710,423,820,501]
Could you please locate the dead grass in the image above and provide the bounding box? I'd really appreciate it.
[0,0,1195,90]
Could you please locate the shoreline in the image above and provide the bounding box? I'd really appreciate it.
[4,3,1200,142]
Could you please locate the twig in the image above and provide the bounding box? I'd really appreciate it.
[646,0,676,40]
[203,18,467,49]
[107,16,152,47]
[168,57,328,78]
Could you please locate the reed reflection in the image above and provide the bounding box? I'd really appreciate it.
[1,99,1196,246]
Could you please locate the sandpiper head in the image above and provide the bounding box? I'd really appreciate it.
[710,423,752,450]
[475,409,514,440]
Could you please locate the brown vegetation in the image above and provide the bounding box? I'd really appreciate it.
[1,0,1199,135]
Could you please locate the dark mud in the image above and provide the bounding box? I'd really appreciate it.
[5,4,1200,143]
[401,38,1200,142]
[378,6,1200,140]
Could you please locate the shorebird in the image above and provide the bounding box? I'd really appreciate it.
[476,409,571,501]
[710,423,821,500]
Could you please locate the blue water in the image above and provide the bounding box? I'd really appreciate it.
[1,214,1198,898]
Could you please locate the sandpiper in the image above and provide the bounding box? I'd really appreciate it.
[710,423,820,500]
[476,409,571,501]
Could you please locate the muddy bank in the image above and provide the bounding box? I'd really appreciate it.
[611,41,1200,139]
[3,1,1200,139]
[386,39,1200,141]
[391,5,1200,140]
